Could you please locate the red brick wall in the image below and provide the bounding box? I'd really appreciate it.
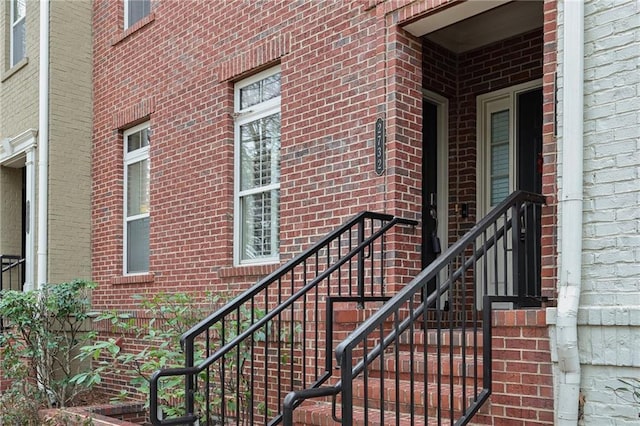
[92,1,426,309]
[422,29,544,243]
[92,0,557,421]
[474,310,554,425]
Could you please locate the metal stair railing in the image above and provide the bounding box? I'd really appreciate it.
[283,190,546,425]
[149,211,417,425]
[1,254,26,329]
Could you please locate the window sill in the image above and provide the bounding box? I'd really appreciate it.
[218,263,278,279]
[111,12,155,46]
[1,57,29,82]
[111,273,155,285]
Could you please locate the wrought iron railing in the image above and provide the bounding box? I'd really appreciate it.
[1,255,25,292]
[283,190,546,425]
[149,212,417,425]
[1,254,25,329]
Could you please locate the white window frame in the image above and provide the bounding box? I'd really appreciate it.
[10,0,26,67]
[475,79,541,309]
[124,0,150,29]
[476,79,542,215]
[233,66,281,266]
[123,122,151,275]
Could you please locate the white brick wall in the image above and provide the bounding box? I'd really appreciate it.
[581,0,640,305]
[553,0,640,423]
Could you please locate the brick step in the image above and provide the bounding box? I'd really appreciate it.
[292,400,454,426]
[332,307,459,333]
[349,377,473,416]
[377,329,484,355]
[305,378,476,418]
[366,351,484,385]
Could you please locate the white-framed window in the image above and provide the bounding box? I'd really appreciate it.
[124,122,150,274]
[124,0,150,29]
[234,66,281,265]
[477,79,542,213]
[10,0,26,67]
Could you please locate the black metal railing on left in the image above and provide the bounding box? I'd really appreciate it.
[149,211,417,425]
[1,254,26,329]
[283,190,546,425]
[1,255,25,292]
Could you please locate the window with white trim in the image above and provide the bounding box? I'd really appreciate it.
[124,123,150,274]
[234,67,281,264]
[124,0,150,29]
[10,0,26,67]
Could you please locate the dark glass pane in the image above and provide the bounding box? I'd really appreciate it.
[12,19,25,65]
[127,0,150,28]
[127,126,150,152]
[127,217,149,273]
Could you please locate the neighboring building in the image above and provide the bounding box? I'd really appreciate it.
[0,0,92,291]
[547,0,640,423]
[91,0,639,425]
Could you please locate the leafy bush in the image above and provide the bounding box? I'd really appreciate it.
[0,280,97,422]
[74,291,263,423]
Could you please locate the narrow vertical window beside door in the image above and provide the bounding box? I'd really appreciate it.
[490,110,510,206]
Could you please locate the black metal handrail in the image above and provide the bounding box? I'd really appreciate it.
[1,254,26,329]
[283,190,546,425]
[149,211,417,425]
[1,255,25,291]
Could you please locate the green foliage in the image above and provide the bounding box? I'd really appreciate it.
[74,291,271,423]
[0,279,98,421]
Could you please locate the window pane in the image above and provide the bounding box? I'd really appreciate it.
[240,73,281,110]
[241,189,280,260]
[127,0,150,28]
[127,127,150,152]
[490,110,509,205]
[13,0,25,21]
[240,113,281,191]
[127,159,150,216]
[127,217,149,273]
[12,18,25,65]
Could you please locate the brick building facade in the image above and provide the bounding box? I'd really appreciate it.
[91,0,639,424]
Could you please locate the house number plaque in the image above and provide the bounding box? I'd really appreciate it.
[375,118,385,175]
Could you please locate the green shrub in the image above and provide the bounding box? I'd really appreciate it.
[74,291,264,423]
[0,279,97,422]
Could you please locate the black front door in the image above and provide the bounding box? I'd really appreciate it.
[422,100,439,293]
[516,87,543,296]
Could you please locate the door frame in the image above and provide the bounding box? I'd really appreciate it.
[422,89,449,260]
[475,79,542,306]
[476,79,542,216]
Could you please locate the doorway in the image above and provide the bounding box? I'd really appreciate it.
[477,81,543,303]
[421,92,449,296]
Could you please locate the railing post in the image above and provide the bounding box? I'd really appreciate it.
[511,202,521,297]
[184,337,196,425]
[0,256,4,293]
[357,218,365,308]
[340,347,354,426]
[482,296,493,392]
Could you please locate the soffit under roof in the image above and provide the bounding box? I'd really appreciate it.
[403,1,544,54]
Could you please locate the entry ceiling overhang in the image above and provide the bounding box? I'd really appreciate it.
[402,0,543,53]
